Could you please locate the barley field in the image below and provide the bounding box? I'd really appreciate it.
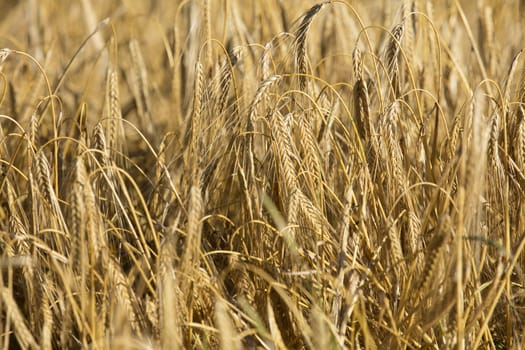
[0,0,524,349]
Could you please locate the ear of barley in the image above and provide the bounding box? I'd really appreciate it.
[158,233,183,350]
[405,209,423,267]
[189,61,204,175]
[517,107,525,172]
[214,51,238,116]
[29,113,40,151]
[150,135,168,219]
[248,75,281,125]
[267,299,286,350]
[384,23,404,98]
[487,110,505,202]
[33,150,69,239]
[380,101,407,197]
[215,299,242,350]
[271,112,299,198]
[106,257,142,336]
[0,284,38,349]
[387,220,406,276]
[104,52,125,164]
[478,5,495,75]
[193,268,215,322]
[128,39,154,138]
[353,47,371,140]
[503,50,522,104]
[179,185,203,296]
[261,39,275,81]
[40,280,53,350]
[69,158,87,274]
[202,0,212,70]
[295,106,323,182]
[295,3,326,91]
[402,1,415,69]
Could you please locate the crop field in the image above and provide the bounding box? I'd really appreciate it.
[0,0,524,349]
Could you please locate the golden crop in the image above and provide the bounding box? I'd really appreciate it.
[0,1,523,348]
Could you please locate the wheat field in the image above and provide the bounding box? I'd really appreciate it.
[0,0,524,349]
